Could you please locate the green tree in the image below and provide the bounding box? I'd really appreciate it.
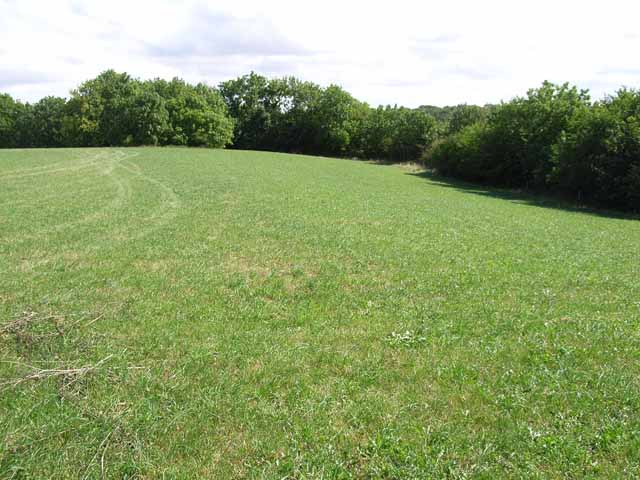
[424,123,489,179]
[552,88,640,209]
[128,84,170,146]
[152,79,233,148]
[219,72,280,150]
[357,106,438,162]
[0,93,22,148]
[69,70,138,146]
[308,85,366,156]
[271,77,323,153]
[485,82,590,187]
[447,104,488,135]
[30,96,67,147]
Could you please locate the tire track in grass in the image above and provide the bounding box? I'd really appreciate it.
[0,171,107,204]
[0,148,97,172]
[94,150,182,242]
[0,150,112,181]
[4,149,182,267]
[60,149,182,259]
[0,151,117,202]
[0,149,91,177]
[1,183,108,210]
[2,150,134,243]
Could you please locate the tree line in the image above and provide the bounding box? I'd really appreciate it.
[220,73,439,161]
[0,71,234,149]
[0,70,638,210]
[0,70,438,162]
[425,82,640,211]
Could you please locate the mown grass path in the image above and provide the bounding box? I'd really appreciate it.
[1,148,639,478]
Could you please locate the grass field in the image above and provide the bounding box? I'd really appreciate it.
[1,147,640,478]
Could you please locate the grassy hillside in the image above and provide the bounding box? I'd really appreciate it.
[1,148,639,478]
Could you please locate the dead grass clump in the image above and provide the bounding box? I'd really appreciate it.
[393,162,426,173]
[0,309,64,349]
[1,354,114,390]
[1,309,113,396]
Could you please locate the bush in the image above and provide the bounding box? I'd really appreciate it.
[482,82,590,188]
[426,84,639,211]
[424,122,488,180]
[0,93,23,148]
[357,106,438,162]
[426,82,591,188]
[446,104,489,136]
[30,97,69,147]
[552,89,640,209]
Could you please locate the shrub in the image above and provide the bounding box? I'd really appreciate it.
[424,122,488,179]
[481,82,591,188]
[552,89,640,210]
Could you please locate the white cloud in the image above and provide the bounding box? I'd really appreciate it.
[1,0,639,106]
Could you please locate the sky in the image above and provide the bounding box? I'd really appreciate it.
[1,0,639,107]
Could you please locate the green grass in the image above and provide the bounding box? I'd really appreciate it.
[1,147,640,479]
